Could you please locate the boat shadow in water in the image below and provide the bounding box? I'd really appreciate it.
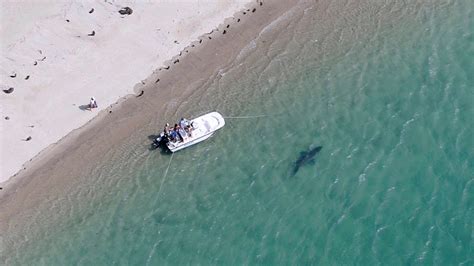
[290,145,323,177]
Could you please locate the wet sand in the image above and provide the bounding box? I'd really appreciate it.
[0,0,299,236]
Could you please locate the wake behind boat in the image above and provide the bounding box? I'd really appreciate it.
[154,112,225,152]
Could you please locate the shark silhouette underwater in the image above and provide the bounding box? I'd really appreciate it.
[291,145,323,176]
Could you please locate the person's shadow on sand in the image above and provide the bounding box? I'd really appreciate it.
[78,104,90,111]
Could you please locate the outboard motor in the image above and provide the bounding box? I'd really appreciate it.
[153,132,170,148]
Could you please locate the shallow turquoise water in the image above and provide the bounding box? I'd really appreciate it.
[3,0,473,264]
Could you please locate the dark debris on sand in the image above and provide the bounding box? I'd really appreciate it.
[119,7,133,15]
[3,87,14,94]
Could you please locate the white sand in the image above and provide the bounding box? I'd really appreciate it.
[0,0,252,183]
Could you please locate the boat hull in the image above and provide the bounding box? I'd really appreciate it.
[166,112,225,152]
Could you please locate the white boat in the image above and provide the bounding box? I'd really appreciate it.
[162,112,225,152]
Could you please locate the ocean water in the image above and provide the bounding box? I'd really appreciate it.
[3,0,473,264]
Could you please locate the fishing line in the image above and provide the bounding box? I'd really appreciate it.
[223,114,271,119]
[157,152,174,197]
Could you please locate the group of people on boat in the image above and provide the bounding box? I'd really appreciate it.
[163,118,194,142]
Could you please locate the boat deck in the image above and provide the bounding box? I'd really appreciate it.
[166,112,225,152]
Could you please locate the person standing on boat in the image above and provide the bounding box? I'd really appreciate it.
[179,118,190,129]
[163,123,170,136]
[169,130,178,142]
[174,124,184,142]
[180,117,193,136]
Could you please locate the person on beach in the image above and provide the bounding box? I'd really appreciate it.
[89,97,98,110]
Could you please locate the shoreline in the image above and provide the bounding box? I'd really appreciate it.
[0,0,300,237]
[0,0,254,183]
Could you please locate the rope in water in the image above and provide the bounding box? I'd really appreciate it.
[223,114,270,119]
[157,152,174,197]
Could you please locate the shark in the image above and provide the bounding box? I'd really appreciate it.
[291,145,323,176]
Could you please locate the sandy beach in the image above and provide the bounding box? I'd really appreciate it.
[0,0,298,243]
[0,0,254,183]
